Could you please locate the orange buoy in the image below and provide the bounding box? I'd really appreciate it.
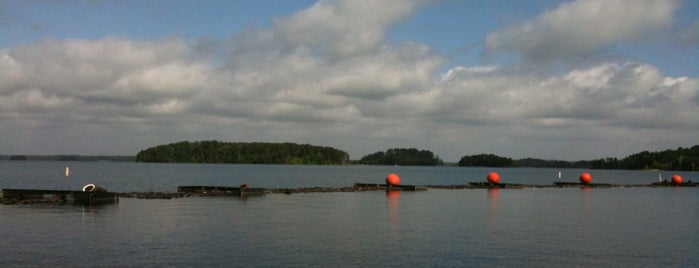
[671,174,683,185]
[580,172,592,184]
[386,173,400,186]
[487,172,500,184]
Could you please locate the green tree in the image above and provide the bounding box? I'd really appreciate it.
[358,148,442,166]
[135,141,349,165]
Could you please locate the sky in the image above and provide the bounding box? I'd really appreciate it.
[1,0,697,162]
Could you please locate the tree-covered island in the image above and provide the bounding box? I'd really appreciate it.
[458,145,699,171]
[135,141,349,165]
[357,148,443,166]
[5,141,697,171]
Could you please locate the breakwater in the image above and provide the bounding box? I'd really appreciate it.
[92,181,699,200]
[117,180,696,200]
[2,181,695,203]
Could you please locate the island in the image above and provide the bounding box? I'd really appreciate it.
[135,140,349,165]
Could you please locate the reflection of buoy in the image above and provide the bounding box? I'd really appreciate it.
[386,189,400,198]
[487,172,500,184]
[386,173,400,186]
[65,167,70,177]
[580,172,592,184]
[671,174,683,185]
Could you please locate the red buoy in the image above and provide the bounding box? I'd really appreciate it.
[487,172,500,184]
[580,172,592,184]
[671,174,683,185]
[386,173,400,186]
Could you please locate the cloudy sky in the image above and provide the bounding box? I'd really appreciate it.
[1,0,697,161]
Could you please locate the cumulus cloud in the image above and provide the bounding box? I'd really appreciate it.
[0,0,696,161]
[0,0,442,155]
[485,0,680,63]
[0,37,213,123]
[429,62,698,129]
[418,62,698,159]
[274,0,429,57]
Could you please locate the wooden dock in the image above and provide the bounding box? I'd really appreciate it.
[177,185,267,196]
[649,181,696,187]
[468,182,526,189]
[353,183,427,191]
[553,182,613,188]
[1,188,119,205]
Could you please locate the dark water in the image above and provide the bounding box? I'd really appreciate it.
[1,161,697,267]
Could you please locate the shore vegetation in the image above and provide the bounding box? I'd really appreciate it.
[135,140,349,165]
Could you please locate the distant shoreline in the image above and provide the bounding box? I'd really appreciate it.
[0,155,135,162]
[2,143,698,172]
[0,156,694,172]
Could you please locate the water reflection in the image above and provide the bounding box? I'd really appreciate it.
[579,186,595,227]
[487,188,500,226]
[580,186,592,205]
[79,204,117,213]
[386,190,401,241]
[386,190,400,220]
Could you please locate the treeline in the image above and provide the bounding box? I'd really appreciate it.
[458,145,699,171]
[135,141,349,165]
[2,155,135,161]
[357,148,443,166]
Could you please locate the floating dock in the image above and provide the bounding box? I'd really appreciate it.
[468,182,525,189]
[649,181,696,187]
[354,183,427,191]
[553,182,614,188]
[1,188,119,205]
[4,180,697,203]
[177,185,267,196]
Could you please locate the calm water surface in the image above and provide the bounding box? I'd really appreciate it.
[1,161,697,267]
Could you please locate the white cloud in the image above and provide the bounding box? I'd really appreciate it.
[0,0,696,161]
[429,62,698,130]
[486,0,680,62]
[274,0,428,57]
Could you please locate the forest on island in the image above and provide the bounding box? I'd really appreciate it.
[5,141,697,171]
[135,141,349,165]
[457,145,699,171]
[357,148,443,166]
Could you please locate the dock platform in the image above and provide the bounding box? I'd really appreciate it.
[553,182,613,188]
[177,185,267,196]
[649,181,696,187]
[353,183,427,191]
[468,182,526,189]
[1,188,119,205]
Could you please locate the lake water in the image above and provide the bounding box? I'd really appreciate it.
[1,161,697,267]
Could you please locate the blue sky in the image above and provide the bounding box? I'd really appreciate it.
[1,0,697,161]
[1,1,311,42]
[4,0,696,76]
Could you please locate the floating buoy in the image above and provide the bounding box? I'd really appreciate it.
[580,172,592,184]
[386,173,400,186]
[671,174,683,185]
[65,167,70,177]
[487,172,500,184]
